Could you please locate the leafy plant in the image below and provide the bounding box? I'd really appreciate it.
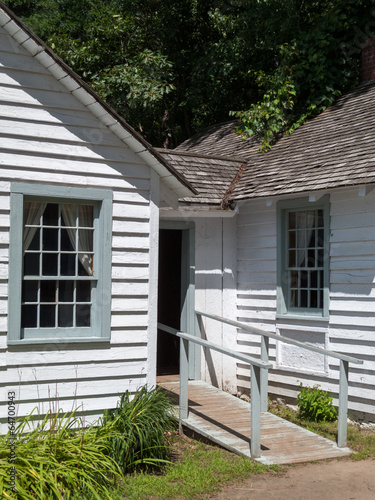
[0,408,123,500]
[103,386,176,472]
[297,384,338,423]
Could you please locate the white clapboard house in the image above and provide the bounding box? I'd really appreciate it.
[1,2,375,433]
[0,2,197,433]
[158,38,375,424]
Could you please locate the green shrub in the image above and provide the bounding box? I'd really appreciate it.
[297,384,338,423]
[0,408,123,500]
[103,385,176,472]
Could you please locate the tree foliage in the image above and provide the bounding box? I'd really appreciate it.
[4,0,375,148]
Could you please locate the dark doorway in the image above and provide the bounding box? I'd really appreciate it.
[157,229,182,375]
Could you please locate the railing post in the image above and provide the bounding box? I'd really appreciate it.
[179,337,189,429]
[338,359,349,448]
[260,335,269,412]
[250,364,262,458]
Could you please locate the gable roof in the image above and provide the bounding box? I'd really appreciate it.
[0,1,196,199]
[175,120,259,157]
[233,81,375,200]
[176,82,375,204]
[157,149,245,208]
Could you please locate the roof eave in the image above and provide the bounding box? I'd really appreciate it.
[0,2,196,198]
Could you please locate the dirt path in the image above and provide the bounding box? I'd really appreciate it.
[209,458,375,500]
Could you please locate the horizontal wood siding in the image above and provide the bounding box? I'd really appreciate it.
[0,28,153,432]
[236,191,375,421]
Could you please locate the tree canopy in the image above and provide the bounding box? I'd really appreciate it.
[4,0,375,149]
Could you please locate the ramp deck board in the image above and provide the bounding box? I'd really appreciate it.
[158,378,352,465]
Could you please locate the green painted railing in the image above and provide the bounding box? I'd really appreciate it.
[195,310,364,449]
[157,322,272,459]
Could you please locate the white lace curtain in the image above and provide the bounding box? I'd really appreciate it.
[23,202,93,276]
[61,204,93,276]
[296,210,315,268]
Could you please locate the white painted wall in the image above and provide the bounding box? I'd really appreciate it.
[236,189,375,422]
[193,216,238,393]
[0,26,157,432]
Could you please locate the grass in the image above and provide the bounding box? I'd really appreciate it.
[268,399,375,460]
[0,408,123,500]
[72,432,278,500]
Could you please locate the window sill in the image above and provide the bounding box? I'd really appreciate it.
[7,336,110,346]
[276,313,329,323]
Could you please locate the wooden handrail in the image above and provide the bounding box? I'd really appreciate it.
[195,310,363,449]
[158,322,270,458]
[196,310,363,365]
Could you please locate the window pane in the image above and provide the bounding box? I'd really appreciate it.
[59,281,74,302]
[42,254,58,276]
[300,270,308,288]
[40,280,56,302]
[79,205,94,227]
[288,211,296,230]
[306,210,315,228]
[43,204,58,226]
[58,305,73,327]
[310,290,318,308]
[78,254,93,276]
[296,211,306,229]
[78,230,93,252]
[24,253,40,276]
[24,201,41,225]
[61,204,76,227]
[40,304,56,327]
[300,289,308,308]
[317,209,324,227]
[61,229,75,251]
[288,230,296,248]
[76,304,91,327]
[22,280,38,302]
[288,249,296,267]
[311,271,318,288]
[22,305,37,328]
[61,253,76,276]
[290,289,298,307]
[43,228,58,251]
[307,249,315,267]
[77,281,91,302]
[290,271,298,288]
[26,228,40,251]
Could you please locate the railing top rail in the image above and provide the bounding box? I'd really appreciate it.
[158,322,273,369]
[196,310,363,365]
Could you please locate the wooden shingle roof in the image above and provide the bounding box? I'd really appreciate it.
[175,121,259,157]
[233,81,375,200]
[157,149,245,208]
[176,81,375,204]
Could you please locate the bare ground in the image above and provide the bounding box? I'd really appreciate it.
[209,458,375,500]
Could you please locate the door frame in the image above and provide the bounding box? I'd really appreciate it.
[159,220,200,380]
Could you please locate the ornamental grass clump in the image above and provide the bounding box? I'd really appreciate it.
[103,385,176,472]
[0,408,123,500]
[297,384,338,423]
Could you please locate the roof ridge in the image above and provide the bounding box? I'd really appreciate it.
[156,147,247,163]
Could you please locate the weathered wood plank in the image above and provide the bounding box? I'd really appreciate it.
[158,379,352,465]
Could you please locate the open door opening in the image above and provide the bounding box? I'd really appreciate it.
[157,229,182,376]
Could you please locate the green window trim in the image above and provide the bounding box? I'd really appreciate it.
[8,183,113,345]
[276,195,330,321]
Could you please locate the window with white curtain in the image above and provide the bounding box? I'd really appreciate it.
[277,196,329,319]
[8,184,113,344]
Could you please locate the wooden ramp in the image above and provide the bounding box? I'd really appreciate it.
[158,379,352,465]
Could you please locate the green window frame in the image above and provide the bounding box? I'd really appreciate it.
[8,183,113,345]
[277,196,330,320]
